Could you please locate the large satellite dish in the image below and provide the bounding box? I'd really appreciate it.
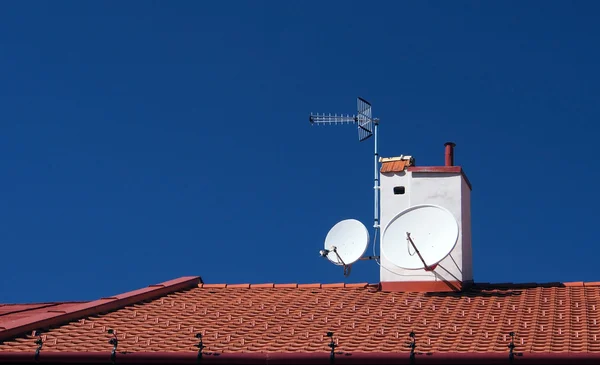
[381,204,459,270]
[323,219,369,266]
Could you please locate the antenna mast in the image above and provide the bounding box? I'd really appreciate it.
[309,97,380,231]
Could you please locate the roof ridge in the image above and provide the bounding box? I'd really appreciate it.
[0,303,68,319]
[0,276,202,342]
[470,281,600,289]
[193,281,600,290]
[0,301,87,306]
[198,282,371,289]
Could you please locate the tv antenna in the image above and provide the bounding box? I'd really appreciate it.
[309,97,380,230]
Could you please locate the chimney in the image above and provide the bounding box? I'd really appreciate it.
[378,141,473,292]
[444,142,456,166]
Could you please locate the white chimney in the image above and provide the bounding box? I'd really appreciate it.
[378,142,472,292]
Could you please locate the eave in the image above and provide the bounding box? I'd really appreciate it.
[1,351,600,365]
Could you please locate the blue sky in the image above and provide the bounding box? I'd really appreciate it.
[1,1,599,303]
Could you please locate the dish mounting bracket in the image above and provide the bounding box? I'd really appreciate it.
[406,232,438,272]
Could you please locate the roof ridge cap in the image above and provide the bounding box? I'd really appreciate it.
[0,303,65,319]
[0,276,202,342]
[198,282,370,289]
[0,301,87,306]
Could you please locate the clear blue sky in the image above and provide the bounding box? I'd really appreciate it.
[1,1,599,303]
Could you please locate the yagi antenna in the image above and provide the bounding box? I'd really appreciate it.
[309,97,380,230]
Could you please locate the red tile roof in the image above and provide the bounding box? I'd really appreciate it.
[2,277,600,357]
[0,303,86,328]
[0,276,200,344]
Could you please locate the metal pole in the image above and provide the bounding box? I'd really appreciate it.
[373,119,380,229]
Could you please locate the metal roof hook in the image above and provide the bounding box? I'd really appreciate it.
[107,329,118,364]
[507,332,523,363]
[407,331,417,364]
[326,331,337,364]
[195,333,205,362]
[33,330,43,362]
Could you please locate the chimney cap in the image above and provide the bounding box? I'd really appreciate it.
[444,142,456,147]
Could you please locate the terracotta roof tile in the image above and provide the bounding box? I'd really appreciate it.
[227,284,251,289]
[274,284,298,288]
[3,279,600,354]
[345,283,369,288]
[380,160,407,173]
[321,283,345,288]
[297,284,321,289]
[250,283,275,288]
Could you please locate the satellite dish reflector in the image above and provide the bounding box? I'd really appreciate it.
[381,204,458,270]
[323,219,369,266]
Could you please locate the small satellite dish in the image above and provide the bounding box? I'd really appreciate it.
[323,219,369,266]
[381,204,458,270]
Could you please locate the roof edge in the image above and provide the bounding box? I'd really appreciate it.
[1,351,600,364]
[407,166,472,190]
[198,283,371,289]
[0,276,202,342]
[0,303,83,320]
[0,301,87,307]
